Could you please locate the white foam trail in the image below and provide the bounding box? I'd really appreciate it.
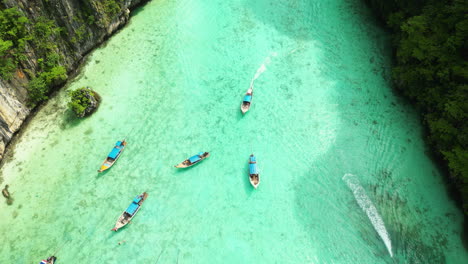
[253,64,267,81]
[343,173,393,257]
[250,53,275,87]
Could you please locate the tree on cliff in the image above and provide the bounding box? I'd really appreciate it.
[0,7,29,79]
[0,7,68,106]
[364,0,468,213]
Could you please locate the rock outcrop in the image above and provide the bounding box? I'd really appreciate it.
[0,78,29,160]
[0,0,148,161]
[69,87,101,117]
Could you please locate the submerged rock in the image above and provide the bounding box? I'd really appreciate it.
[2,184,13,205]
[1,184,9,199]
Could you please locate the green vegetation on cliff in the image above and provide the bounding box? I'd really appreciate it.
[0,7,30,79]
[0,1,127,106]
[0,7,67,106]
[364,0,468,213]
[104,0,122,17]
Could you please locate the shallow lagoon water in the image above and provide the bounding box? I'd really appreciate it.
[1,0,467,263]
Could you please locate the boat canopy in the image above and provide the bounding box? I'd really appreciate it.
[249,163,258,175]
[116,141,122,146]
[108,147,120,159]
[249,155,257,174]
[133,196,142,204]
[126,202,139,215]
[243,95,252,102]
[189,155,201,163]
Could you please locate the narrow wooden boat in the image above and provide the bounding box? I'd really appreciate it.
[240,87,253,114]
[98,140,126,172]
[175,152,210,168]
[249,154,260,188]
[111,192,148,232]
[39,256,56,264]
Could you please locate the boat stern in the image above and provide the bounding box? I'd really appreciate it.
[99,164,109,172]
[241,105,249,114]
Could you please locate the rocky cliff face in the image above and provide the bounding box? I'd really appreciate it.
[0,0,148,160]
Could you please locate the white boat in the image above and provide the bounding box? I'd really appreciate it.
[249,154,260,188]
[240,87,253,114]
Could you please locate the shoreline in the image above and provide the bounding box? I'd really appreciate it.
[0,1,150,178]
[362,0,468,244]
[1,0,467,262]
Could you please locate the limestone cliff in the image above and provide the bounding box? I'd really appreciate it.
[0,0,148,160]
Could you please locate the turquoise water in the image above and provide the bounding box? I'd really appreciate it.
[1,0,467,263]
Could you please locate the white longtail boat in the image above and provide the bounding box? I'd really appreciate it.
[248,154,260,188]
[240,86,253,114]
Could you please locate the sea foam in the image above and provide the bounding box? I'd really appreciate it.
[250,53,275,87]
[343,173,393,257]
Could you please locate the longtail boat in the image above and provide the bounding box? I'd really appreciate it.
[175,152,210,168]
[39,256,56,264]
[249,154,260,188]
[240,86,253,114]
[111,192,148,231]
[98,140,126,172]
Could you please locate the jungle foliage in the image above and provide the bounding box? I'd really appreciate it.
[0,7,67,106]
[364,0,468,213]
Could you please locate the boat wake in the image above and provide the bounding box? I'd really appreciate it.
[343,173,393,257]
[250,53,276,88]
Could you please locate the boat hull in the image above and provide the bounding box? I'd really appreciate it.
[112,192,148,231]
[175,152,210,168]
[40,256,56,264]
[240,87,253,114]
[241,103,251,114]
[98,140,126,172]
[99,162,112,172]
[249,154,260,188]
[249,174,260,188]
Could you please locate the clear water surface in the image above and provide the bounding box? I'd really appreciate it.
[1,0,466,263]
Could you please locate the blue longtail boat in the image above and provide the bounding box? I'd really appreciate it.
[249,154,260,188]
[240,86,253,114]
[98,140,126,172]
[175,152,210,168]
[112,192,148,231]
